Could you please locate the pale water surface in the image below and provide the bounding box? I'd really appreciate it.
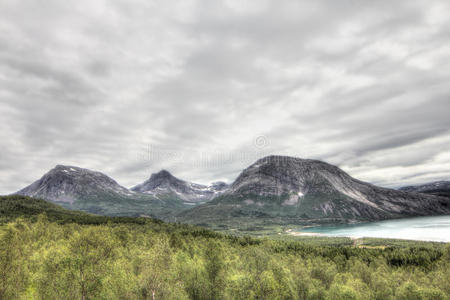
[299,215,450,242]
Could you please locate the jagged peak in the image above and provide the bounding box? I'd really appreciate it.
[131,169,184,192]
[130,170,228,203]
[150,169,176,179]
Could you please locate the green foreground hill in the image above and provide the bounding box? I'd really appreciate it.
[1,195,449,299]
[0,195,164,225]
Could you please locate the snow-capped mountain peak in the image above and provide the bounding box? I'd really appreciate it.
[131,170,228,202]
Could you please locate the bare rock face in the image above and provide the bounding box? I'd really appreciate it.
[180,156,450,224]
[228,156,349,196]
[131,170,228,203]
[16,165,132,204]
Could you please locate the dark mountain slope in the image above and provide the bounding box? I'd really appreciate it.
[399,181,450,199]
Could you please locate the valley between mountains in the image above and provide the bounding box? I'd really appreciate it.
[15,155,450,230]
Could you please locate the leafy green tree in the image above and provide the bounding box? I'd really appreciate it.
[136,236,187,299]
[176,251,209,300]
[70,227,117,299]
[35,244,79,299]
[327,283,358,300]
[34,226,117,299]
[225,271,255,299]
[369,272,394,300]
[396,282,423,300]
[309,258,337,289]
[0,220,30,299]
[204,240,226,299]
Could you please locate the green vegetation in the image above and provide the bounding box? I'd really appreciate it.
[0,195,165,225]
[178,193,395,229]
[1,196,449,299]
[0,195,94,223]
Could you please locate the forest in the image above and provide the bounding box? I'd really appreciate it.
[1,196,449,299]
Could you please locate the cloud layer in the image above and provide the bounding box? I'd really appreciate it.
[1,0,450,193]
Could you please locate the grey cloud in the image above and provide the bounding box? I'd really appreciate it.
[1,0,450,194]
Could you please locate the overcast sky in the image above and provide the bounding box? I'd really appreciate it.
[1,0,450,194]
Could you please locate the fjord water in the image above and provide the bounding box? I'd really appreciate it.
[299,215,450,242]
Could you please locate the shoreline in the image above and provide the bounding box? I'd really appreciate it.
[285,228,448,243]
[285,228,325,237]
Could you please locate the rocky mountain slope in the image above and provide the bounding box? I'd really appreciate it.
[131,170,228,204]
[17,165,131,204]
[399,181,450,199]
[179,156,450,226]
[15,165,187,218]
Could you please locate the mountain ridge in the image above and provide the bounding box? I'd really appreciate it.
[13,157,450,225]
[179,155,450,225]
[399,180,450,199]
[14,165,227,218]
[131,169,228,203]
[15,165,187,218]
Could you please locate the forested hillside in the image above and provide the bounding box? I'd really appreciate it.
[1,196,449,299]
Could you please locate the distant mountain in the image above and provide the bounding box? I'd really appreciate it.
[179,156,450,226]
[14,160,450,226]
[15,165,187,218]
[399,181,450,199]
[131,170,228,204]
[17,165,132,203]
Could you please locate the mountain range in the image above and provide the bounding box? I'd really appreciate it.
[13,156,450,226]
[15,165,223,218]
[131,169,228,204]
